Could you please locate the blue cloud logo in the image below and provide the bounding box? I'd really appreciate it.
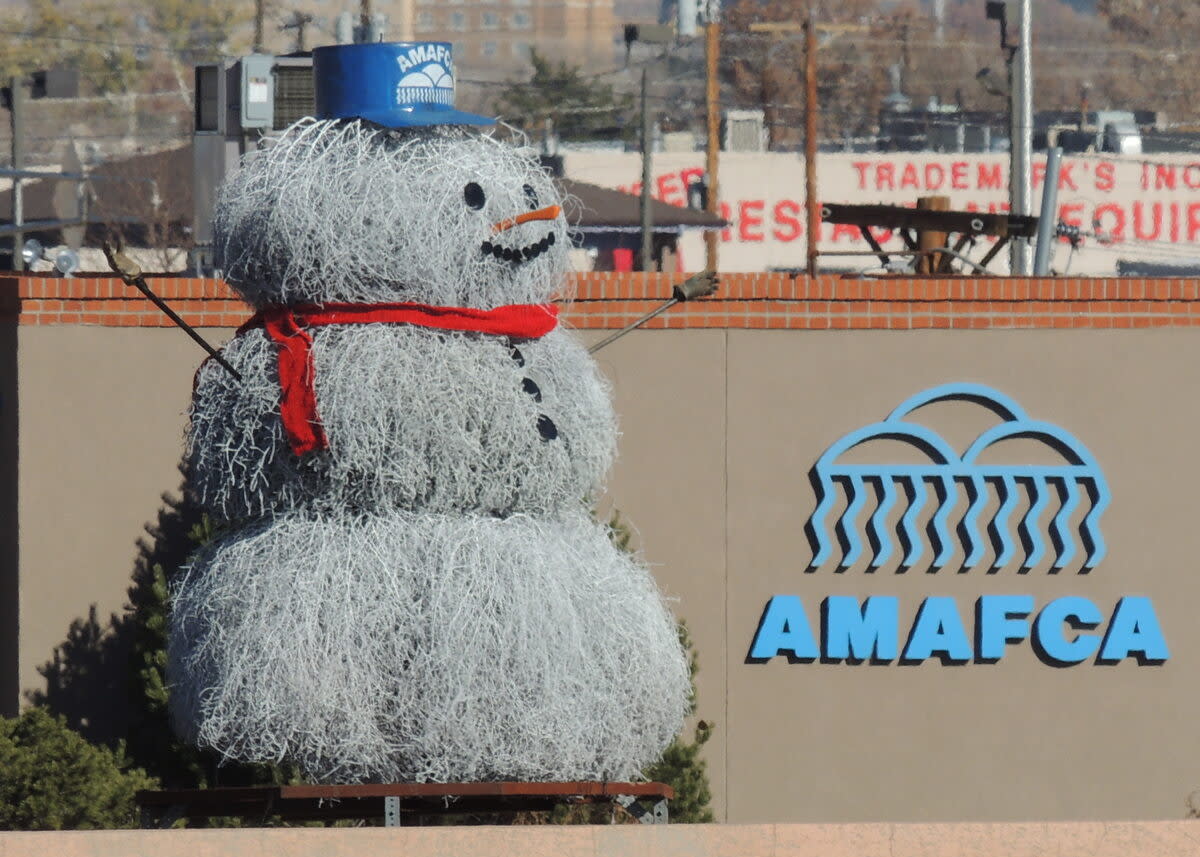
[807,383,1110,572]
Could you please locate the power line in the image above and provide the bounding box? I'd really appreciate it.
[0,27,225,54]
[722,26,1199,58]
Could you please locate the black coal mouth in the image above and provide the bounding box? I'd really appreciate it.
[481,231,556,265]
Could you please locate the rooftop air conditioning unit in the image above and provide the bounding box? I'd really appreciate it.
[194,54,315,135]
[723,109,766,152]
[192,55,315,265]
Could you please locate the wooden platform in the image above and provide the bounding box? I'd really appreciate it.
[136,781,675,827]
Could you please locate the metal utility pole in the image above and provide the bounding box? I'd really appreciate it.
[296,15,309,51]
[704,15,720,271]
[751,17,864,277]
[1032,146,1063,276]
[361,0,373,39]
[9,77,24,272]
[282,12,314,52]
[1009,0,1033,275]
[804,12,818,277]
[253,0,266,52]
[640,67,654,272]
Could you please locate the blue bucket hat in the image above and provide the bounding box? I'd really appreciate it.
[313,42,495,128]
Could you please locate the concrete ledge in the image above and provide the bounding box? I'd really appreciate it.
[2,822,1199,857]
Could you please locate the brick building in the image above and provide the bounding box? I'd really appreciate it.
[282,0,618,76]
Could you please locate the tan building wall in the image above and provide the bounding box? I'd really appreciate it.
[716,331,1199,822]
[9,326,232,735]
[0,317,16,711]
[5,273,1200,824]
[602,327,1200,823]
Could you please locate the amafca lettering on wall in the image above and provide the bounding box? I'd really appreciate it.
[749,384,1168,667]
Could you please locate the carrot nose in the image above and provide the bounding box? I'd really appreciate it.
[492,205,561,234]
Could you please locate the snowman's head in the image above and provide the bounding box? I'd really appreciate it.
[213,119,571,309]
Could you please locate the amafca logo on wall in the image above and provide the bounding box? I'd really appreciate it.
[749,384,1168,667]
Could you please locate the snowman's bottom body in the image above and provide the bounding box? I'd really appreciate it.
[168,510,691,784]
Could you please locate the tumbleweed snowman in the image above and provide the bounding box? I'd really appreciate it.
[171,41,691,783]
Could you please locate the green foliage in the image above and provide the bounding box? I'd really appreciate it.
[0,0,244,94]
[125,560,210,788]
[494,51,634,142]
[12,495,289,830]
[124,515,211,788]
[605,508,636,554]
[643,624,715,823]
[0,0,137,92]
[145,0,242,63]
[123,509,300,793]
[605,510,715,823]
[0,707,156,830]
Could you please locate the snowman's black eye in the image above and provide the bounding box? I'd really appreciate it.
[523,184,538,209]
[464,182,486,210]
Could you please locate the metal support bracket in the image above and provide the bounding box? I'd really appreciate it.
[136,781,674,828]
[587,270,718,355]
[615,794,669,824]
[858,224,890,267]
[384,795,401,827]
[978,235,1010,269]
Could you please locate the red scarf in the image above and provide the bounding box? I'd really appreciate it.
[236,301,559,456]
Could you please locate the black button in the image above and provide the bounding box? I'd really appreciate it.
[508,345,525,366]
[537,415,558,441]
[522,377,542,402]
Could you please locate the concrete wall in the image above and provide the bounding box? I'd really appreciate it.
[601,328,1200,823]
[2,822,1199,857]
[723,331,1196,822]
[13,326,230,735]
[594,329,730,816]
[7,273,1200,825]
[0,320,17,715]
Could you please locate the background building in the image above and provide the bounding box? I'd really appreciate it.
[276,0,618,76]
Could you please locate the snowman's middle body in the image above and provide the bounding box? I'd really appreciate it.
[189,324,616,522]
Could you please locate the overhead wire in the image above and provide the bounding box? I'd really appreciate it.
[0,27,225,54]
